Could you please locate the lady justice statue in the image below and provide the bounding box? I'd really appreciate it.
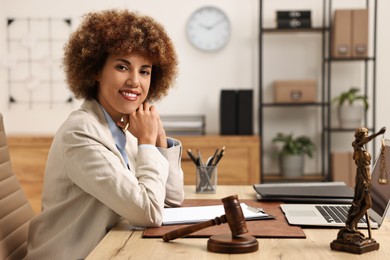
[331,126,386,254]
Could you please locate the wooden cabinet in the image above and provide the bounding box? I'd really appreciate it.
[174,135,260,185]
[7,135,260,213]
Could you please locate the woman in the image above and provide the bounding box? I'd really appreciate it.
[25,9,184,259]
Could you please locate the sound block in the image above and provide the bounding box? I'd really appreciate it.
[330,239,380,254]
[207,234,258,254]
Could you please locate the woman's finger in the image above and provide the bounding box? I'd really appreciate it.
[142,102,150,112]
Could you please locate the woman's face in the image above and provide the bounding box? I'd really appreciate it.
[96,53,152,122]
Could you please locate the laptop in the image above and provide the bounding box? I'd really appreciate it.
[280,140,390,228]
[254,182,354,203]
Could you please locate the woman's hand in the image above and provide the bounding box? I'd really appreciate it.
[117,102,167,147]
[128,102,159,145]
[156,115,167,148]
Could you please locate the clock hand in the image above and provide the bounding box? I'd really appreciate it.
[198,19,225,30]
[209,19,225,29]
[198,23,209,29]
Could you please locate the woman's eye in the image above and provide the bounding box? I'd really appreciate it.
[140,69,151,76]
[116,65,128,71]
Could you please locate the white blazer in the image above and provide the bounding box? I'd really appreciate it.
[25,99,185,260]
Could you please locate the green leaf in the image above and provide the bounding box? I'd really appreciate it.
[272,133,315,158]
[332,87,369,111]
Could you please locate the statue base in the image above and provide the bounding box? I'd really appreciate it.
[330,228,379,254]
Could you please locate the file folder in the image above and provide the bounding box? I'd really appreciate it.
[352,9,369,58]
[237,90,253,135]
[332,9,352,58]
[220,90,237,135]
[220,89,253,135]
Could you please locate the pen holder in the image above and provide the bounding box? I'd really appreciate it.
[196,166,217,194]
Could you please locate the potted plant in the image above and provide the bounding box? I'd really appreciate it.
[332,87,369,129]
[272,133,315,177]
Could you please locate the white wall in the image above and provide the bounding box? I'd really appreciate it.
[0,0,259,135]
[1,1,389,165]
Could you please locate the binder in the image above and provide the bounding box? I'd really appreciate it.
[220,89,254,135]
[276,10,311,19]
[351,9,369,58]
[220,90,237,135]
[332,9,352,58]
[277,18,311,29]
[237,90,253,135]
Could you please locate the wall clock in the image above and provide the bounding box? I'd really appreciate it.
[186,6,231,52]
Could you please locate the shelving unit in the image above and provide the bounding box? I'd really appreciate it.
[325,0,378,184]
[259,0,377,183]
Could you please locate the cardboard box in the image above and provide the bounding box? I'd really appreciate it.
[273,80,317,103]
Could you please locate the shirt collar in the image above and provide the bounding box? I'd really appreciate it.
[99,105,128,163]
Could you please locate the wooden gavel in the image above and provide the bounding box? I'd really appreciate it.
[162,195,248,242]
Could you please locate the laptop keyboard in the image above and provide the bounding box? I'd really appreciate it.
[315,205,367,224]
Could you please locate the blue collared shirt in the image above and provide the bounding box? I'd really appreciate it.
[100,107,130,168]
[99,105,166,168]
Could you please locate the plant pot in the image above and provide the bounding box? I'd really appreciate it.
[279,154,304,178]
[338,105,364,129]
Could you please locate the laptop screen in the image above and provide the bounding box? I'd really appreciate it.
[370,139,390,219]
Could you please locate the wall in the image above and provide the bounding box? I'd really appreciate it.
[0,0,259,135]
[1,0,390,174]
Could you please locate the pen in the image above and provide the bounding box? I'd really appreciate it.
[207,148,219,166]
[197,149,204,166]
[213,146,225,166]
[187,149,198,166]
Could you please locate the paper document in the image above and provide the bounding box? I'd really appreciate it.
[163,203,269,225]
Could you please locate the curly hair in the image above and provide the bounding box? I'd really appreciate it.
[63,9,178,101]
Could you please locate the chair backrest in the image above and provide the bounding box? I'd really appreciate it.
[0,113,35,260]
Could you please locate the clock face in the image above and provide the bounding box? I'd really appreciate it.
[186,6,231,52]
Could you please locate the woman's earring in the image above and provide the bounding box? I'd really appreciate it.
[379,138,388,184]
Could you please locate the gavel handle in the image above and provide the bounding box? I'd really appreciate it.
[162,215,227,242]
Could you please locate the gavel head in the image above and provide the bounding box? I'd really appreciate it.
[221,195,248,237]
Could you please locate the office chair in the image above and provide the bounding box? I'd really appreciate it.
[0,113,35,260]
